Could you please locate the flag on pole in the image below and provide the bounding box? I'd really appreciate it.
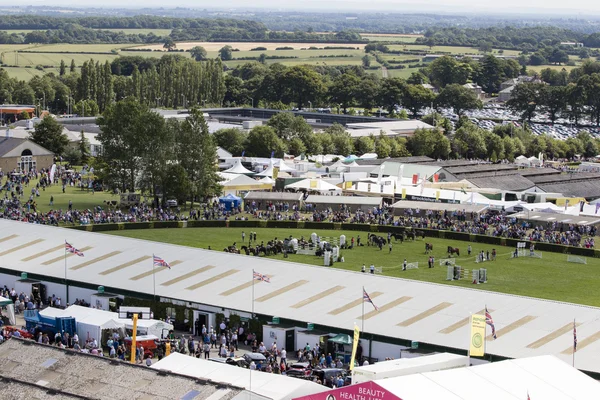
[485,307,497,339]
[65,242,84,257]
[253,270,270,283]
[363,289,379,311]
[573,320,577,352]
[153,255,171,269]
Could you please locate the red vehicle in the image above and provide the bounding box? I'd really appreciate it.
[286,362,313,379]
[4,326,34,339]
[124,335,158,358]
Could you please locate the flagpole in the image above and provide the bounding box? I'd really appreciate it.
[152,255,156,311]
[573,318,576,368]
[361,286,365,334]
[64,240,68,304]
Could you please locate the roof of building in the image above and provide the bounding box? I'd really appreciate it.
[244,192,304,202]
[0,137,27,156]
[0,337,244,400]
[512,211,600,226]
[499,86,515,93]
[305,195,383,206]
[517,168,562,177]
[537,181,600,199]
[443,164,518,176]
[355,156,435,166]
[3,220,600,373]
[152,353,323,400]
[528,172,600,185]
[346,120,434,132]
[369,162,442,179]
[466,174,536,191]
[391,200,488,213]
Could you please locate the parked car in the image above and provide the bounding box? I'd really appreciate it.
[311,368,347,387]
[285,362,312,379]
[166,199,178,207]
[241,352,268,370]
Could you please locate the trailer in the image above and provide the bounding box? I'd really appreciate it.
[24,309,76,338]
[351,353,469,384]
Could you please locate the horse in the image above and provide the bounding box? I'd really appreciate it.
[425,243,433,254]
[415,230,426,240]
[368,234,386,248]
[447,246,460,256]
[223,245,240,254]
[391,233,404,243]
[406,231,416,241]
[241,245,258,256]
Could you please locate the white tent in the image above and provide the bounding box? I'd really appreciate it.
[285,178,341,193]
[274,159,296,173]
[40,305,124,343]
[152,352,323,400]
[117,318,173,338]
[258,176,275,185]
[223,159,255,175]
[376,355,598,400]
[515,155,530,167]
[256,160,275,177]
[528,156,542,166]
[0,296,15,325]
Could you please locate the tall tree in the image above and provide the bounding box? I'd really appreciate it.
[219,45,233,61]
[70,59,76,73]
[190,46,207,61]
[245,125,287,157]
[213,128,247,156]
[59,59,66,76]
[29,116,69,156]
[402,84,436,118]
[177,107,221,205]
[78,131,91,163]
[540,85,568,124]
[436,84,482,116]
[506,82,545,122]
[329,72,361,114]
[281,65,326,109]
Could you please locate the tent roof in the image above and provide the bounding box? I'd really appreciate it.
[377,356,598,400]
[152,353,322,400]
[222,160,255,175]
[305,195,382,207]
[328,334,352,345]
[220,194,242,201]
[0,296,13,306]
[285,179,341,192]
[274,160,296,173]
[222,175,261,187]
[258,177,275,185]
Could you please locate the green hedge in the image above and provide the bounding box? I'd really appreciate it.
[187,220,227,228]
[230,220,261,228]
[123,222,153,230]
[266,220,299,229]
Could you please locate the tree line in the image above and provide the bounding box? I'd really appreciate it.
[0,54,225,117]
[213,112,600,162]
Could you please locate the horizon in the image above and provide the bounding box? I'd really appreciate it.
[3,2,600,17]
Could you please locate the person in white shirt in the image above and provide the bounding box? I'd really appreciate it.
[219,321,226,333]
[258,342,266,353]
[249,361,256,370]
[280,348,287,364]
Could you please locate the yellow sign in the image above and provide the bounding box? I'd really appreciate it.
[469,314,486,357]
[273,167,279,180]
[349,325,360,370]
[344,181,353,189]
[436,190,440,201]
[402,188,407,199]
[310,180,317,188]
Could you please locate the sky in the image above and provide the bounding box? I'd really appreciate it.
[5,0,600,15]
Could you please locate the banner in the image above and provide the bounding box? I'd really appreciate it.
[401,188,406,199]
[292,381,402,400]
[273,167,279,180]
[436,190,440,201]
[412,174,418,185]
[470,314,486,357]
[350,325,360,370]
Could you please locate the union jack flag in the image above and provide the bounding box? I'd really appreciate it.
[65,242,84,257]
[253,270,270,283]
[485,307,497,340]
[363,288,379,311]
[153,255,171,269]
[574,320,577,352]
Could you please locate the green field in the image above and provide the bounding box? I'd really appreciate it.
[361,35,419,43]
[106,227,600,307]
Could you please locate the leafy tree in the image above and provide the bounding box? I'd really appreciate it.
[281,65,326,109]
[316,133,336,154]
[73,99,99,117]
[79,131,91,163]
[59,59,66,76]
[20,110,30,120]
[549,49,569,65]
[63,146,81,165]
[436,84,482,116]
[325,124,354,156]
[478,41,493,53]
[427,56,471,88]
[379,77,406,113]
[213,128,247,156]
[407,72,428,85]
[453,124,487,159]
[178,107,221,204]
[267,113,312,141]
[288,137,306,156]
[529,53,547,66]
[357,75,381,111]
[219,45,233,61]
[163,38,176,51]
[258,53,267,64]
[402,84,436,118]
[163,164,191,206]
[579,48,590,60]
[362,55,371,68]
[506,82,545,122]
[70,59,76,73]
[245,125,287,157]
[30,116,69,156]
[190,46,208,61]
[540,85,568,123]
[354,136,375,155]
[375,134,392,158]
[329,72,361,113]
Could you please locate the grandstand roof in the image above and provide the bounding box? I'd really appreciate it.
[391,200,488,214]
[512,211,600,226]
[537,181,600,200]
[2,219,600,374]
[528,172,600,185]
[466,174,536,192]
[305,195,383,207]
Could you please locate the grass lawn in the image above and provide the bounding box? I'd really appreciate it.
[527,65,578,73]
[106,227,600,307]
[20,179,119,214]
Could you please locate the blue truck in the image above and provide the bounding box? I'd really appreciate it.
[24,310,76,338]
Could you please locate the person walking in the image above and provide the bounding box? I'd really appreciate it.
[403,259,407,271]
